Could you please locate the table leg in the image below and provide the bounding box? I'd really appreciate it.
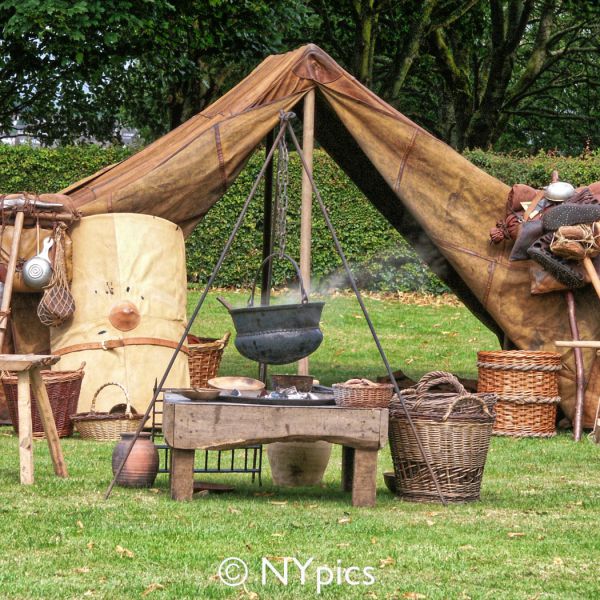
[170,449,195,501]
[30,367,68,478]
[341,446,355,492]
[351,449,378,507]
[17,371,33,485]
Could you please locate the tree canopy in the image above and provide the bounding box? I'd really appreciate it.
[1,0,598,153]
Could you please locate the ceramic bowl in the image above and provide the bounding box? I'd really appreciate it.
[180,388,221,401]
[207,376,265,393]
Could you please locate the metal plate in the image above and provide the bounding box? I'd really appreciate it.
[217,392,335,407]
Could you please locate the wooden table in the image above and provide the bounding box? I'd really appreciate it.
[0,354,68,484]
[163,397,388,507]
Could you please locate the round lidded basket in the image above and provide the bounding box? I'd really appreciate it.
[71,382,143,441]
[332,379,394,408]
[389,371,496,503]
[477,350,562,438]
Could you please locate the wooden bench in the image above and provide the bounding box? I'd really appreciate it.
[0,354,68,484]
[163,398,388,507]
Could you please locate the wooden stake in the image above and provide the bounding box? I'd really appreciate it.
[298,89,315,377]
[0,210,25,350]
[565,291,584,441]
[30,367,68,478]
[582,257,600,301]
[17,370,33,485]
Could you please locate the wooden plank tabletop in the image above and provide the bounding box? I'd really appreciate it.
[163,401,388,451]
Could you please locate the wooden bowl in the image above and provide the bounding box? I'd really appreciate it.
[180,388,221,401]
[383,471,398,494]
[207,376,265,392]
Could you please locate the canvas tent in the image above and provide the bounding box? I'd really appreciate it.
[60,44,600,426]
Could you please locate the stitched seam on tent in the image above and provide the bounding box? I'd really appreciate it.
[85,94,307,196]
[320,87,430,136]
[214,124,228,192]
[482,261,496,308]
[434,238,529,269]
[395,129,418,192]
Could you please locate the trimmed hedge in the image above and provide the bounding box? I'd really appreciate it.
[0,145,131,193]
[185,151,445,292]
[464,149,600,190]
[1,144,599,292]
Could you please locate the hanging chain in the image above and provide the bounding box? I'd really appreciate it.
[274,130,290,258]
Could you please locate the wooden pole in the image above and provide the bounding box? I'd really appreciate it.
[298,89,315,377]
[0,210,24,350]
[556,340,600,348]
[565,291,584,441]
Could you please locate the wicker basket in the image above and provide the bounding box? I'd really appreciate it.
[187,332,230,388]
[333,379,394,408]
[477,350,562,438]
[1,364,85,438]
[71,382,143,441]
[389,371,496,503]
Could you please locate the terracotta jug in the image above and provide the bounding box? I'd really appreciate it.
[267,441,331,487]
[112,432,159,488]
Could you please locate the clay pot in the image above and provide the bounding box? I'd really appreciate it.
[112,432,159,488]
[267,441,332,487]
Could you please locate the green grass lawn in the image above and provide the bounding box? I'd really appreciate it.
[0,292,599,600]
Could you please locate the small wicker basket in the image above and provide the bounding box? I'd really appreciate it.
[188,332,230,388]
[477,350,562,438]
[333,379,394,408]
[1,364,85,438]
[389,371,496,503]
[71,382,143,441]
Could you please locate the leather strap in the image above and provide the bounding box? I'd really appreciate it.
[523,190,546,221]
[54,337,190,356]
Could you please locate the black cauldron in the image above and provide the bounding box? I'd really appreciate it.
[218,254,324,365]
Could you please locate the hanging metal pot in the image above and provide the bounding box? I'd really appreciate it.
[22,237,54,289]
[218,253,324,365]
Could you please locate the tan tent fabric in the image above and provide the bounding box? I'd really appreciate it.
[62,44,599,425]
[50,214,189,416]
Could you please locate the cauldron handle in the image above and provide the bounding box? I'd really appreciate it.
[248,252,309,307]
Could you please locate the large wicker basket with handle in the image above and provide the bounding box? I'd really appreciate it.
[389,371,496,503]
[187,332,230,388]
[2,364,85,438]
[477,350,562,438]
[71,382,143,441]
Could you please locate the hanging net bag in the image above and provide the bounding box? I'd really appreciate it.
[37,223,75,326]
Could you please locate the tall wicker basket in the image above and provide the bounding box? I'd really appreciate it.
[477,350,562,438]
[187,332,230,388]
[1,364,85,438]
[389,371,496,503]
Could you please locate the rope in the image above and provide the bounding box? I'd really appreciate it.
[476,361,563,372]
[552,223,600,257]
